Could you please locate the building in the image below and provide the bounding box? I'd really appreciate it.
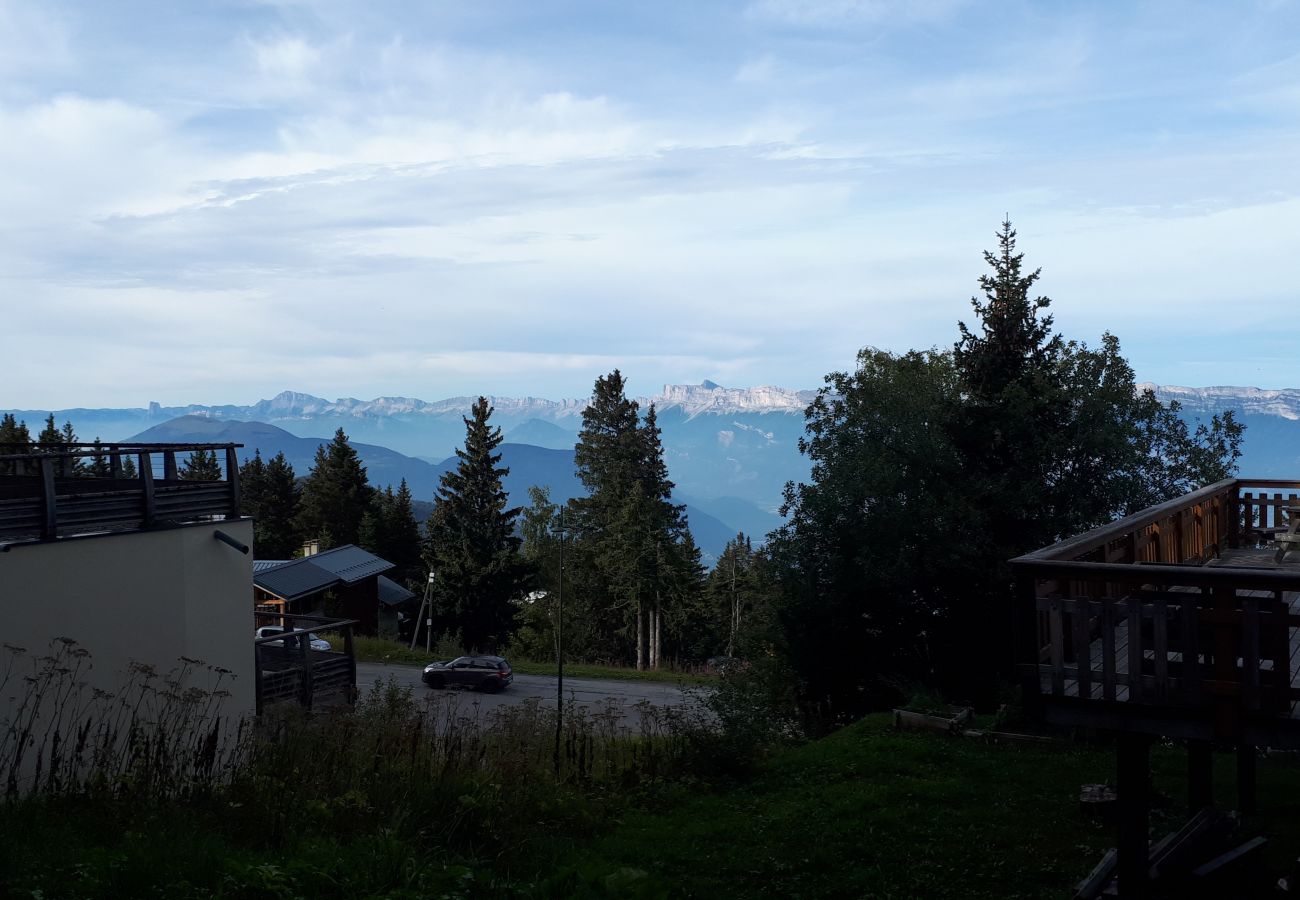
[0,442,257,782]
[1013,477,1300,895]
[253,543,411,635]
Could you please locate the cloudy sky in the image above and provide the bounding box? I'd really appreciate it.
[5,0,1300,409]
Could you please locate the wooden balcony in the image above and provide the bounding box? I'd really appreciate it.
[1011,478,1300,748]
[0,443,243,546]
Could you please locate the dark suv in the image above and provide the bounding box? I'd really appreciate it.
[422,655,513,692]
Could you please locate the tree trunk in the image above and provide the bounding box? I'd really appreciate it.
[650,600,661,670]
[636,600,645,671]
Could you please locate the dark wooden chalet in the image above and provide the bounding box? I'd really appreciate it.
[1012,477,1300,896]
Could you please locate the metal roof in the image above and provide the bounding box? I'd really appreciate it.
[253,558,340,602]
[377,575,416,607]
[252,559,289,573]
[307,544,394,583]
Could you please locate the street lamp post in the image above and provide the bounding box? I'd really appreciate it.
[553,507,565,777]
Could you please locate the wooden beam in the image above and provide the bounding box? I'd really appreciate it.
[1116,733,1151,898]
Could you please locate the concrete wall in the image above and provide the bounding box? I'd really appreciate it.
[0,520,256,719]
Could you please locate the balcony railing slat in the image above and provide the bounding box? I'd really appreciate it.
[0,442,243,544]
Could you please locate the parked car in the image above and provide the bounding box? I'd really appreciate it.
[423,655,513,692]
[255,625,331,652]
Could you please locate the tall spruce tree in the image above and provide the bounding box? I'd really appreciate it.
[568,375,694,668]
[87,438,111,478]
[240,451,302,559]
[0,414,31,474]
[179,448,222,481]
[36,415,84,475]
[297,428,372,549]
[359,480,422,583]
[424,397,527,652]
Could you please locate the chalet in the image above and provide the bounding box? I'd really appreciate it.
[253,543,410,635]
[1013,478,1300,896]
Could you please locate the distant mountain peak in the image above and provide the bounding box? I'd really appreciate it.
[1138,383,1300,421]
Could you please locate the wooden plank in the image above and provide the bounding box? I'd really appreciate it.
[1191,836,1268,880]
[1073,849,1117,900]
[1242,596,1260,710]
[1102,600,1117,701]
[1153,595,1169,701]
[1127,597,1143,703]
[139,452,155,526]
[1182,594,1201,704]
[1073,598,1092,700]
[39,456,57,540]
[1049,597,1065,696]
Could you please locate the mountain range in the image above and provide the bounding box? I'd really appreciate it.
[9,381,1300,560]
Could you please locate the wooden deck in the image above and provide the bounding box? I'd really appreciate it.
[1047,549,1300,716]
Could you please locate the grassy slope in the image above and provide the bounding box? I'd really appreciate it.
[11,713,1300,898]
[531,716,1300,899]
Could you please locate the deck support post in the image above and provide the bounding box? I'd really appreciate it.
[1187,740,1213,811]
[1237,742,1257,816]
[1117,733,1151,899]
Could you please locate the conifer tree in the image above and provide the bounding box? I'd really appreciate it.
[0,414,31,474]
[37,415,84,475]
[568,375,694,668]
[87,438,111,478]
[179,448,221,481]
[771,219,1245,719]
[424,397,527,651]
[120,455,137,479]
[297,428,372,549]
[241,451,302,559]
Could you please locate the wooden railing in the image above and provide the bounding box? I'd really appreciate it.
[0,443,242,544]
[254,616,358,713]
[1011,479,1300,729]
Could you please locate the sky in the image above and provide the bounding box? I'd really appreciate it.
[4,0,1300,409]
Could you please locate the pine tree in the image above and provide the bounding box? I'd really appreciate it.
[567,375,695,668]
[240,451,303,559]
[121,455,137,479]
[87,438,112,478]
[388,479,423,585]
[255,452,303,559]
[0,414,31,474]
[424,397,527,652]
[37,416,85,475]
[296,428,372,549]
[179,448,222,481]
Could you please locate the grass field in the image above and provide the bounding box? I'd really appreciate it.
[10,691,1300,898]
[350,634,716,685]
[530,716,1300,898]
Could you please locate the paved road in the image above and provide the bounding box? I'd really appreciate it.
[355,661,699,731]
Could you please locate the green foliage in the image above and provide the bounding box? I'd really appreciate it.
[35,414,85,475]
[424,397,528,653]
[567,373,701,669]
[296,428,372,550]
[359,479,423,585]
[240,451,302,559]
[0,413,32,474]
[179,448,221,481]
[86,437,111,478]
[771,221,1245,720]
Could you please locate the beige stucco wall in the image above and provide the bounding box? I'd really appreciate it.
[0,520,255,719]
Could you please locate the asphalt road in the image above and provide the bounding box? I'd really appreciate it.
[355,661,699,731]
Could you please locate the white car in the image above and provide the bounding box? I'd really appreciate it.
[255,625,331,652]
